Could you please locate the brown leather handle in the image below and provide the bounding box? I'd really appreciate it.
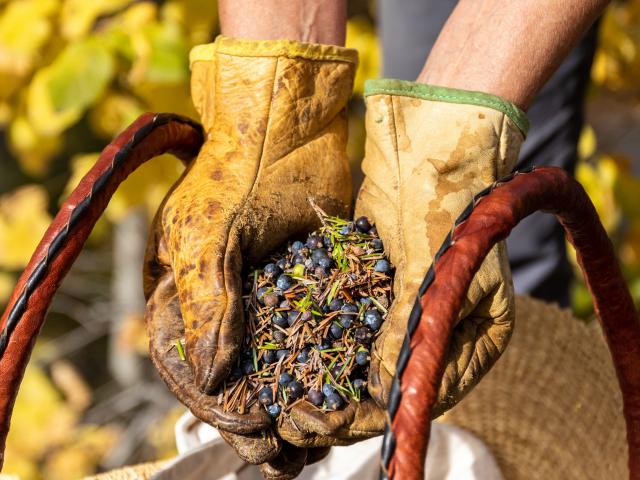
[382,167,640,480]
[0,113,204,468]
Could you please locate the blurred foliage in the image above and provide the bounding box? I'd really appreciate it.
[4,362,119,479]
[570,1,640,316]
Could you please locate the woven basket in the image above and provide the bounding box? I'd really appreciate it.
[84,461,167,480]
[441,295,628,479]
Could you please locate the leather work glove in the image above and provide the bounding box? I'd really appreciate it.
[272,78,527,449]
[357,79,527,417]
[143,36,357,472]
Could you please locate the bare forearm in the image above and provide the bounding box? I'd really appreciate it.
[418,0,609,109]
[219,0,347,46]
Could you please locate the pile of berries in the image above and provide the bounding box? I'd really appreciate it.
[217,210,394,418]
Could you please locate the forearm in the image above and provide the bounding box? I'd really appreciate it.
[219,0,347,46]
[418,0,609,109]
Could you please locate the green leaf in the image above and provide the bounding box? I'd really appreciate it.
[28,37,114,136]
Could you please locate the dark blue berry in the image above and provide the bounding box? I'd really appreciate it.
[286,380,304,400]
[272,312,288,328]
[267,403,282,417]
[308,389,324,406]
[279,300,290,309]
[371,239,383,251]
[293,254,305,265]
[374,259,391,273]
[322,384,335,397]
[307,235,324,249]
[330,365,342,379]
[330,323,343,339]
[363,310,382,331]
[263,350,278,364]
[355,326,374,344]
[352,378,365,391]
[325,393,344,410]
[272,330,286,343]
[243,281,253,293]
[355,350,369,366]
[296,347,311,363]
[241,359,255,375]
[263,293,280,307]
[341,303,358,314]
[291,241,305,254]
[339,224,353,235]
[276,258,288,270]
[359,297,373,307]
[355,216,372,232]
[318,256,332,268]
[314,265,330,277]
[339,314,353,328]
[259,387,274,405]
[276,349,290,361]
[329,299,343,311]
[368,226,378,236]
[311,248,330,264]
[323,235,333,249]
[288,310,300,326]
[264,263,282,279]
[316,338,332,351]
[257,287,270,304]
[279,372,293,385]
[229,365,243,381]
[276,274,294,291]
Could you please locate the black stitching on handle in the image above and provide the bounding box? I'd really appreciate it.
[380,167,536,477]
[0,113,204,357]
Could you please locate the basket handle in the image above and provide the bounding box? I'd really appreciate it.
[381,166,640,480]
[0,113,204,468]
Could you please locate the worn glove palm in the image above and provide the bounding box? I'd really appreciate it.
[143,36,356,471]
[357,79,527,416]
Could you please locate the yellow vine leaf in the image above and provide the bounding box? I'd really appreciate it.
[0,185,51,270]
[0,0,59,87]
[60,0,131,40]
[89,92,145,139]
[27,37,114,136]
[164,0,219,45]
[41,424,120,480]
[575,156,621,234]
[0,271,14,306]
[346,16,380,97]
[65,153,183,223]
[610,154,640,223]
[8,115,62,177]
[577,124,597,161]
[3,364,77,478]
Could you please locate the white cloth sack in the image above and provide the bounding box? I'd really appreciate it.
[151,411,504,480]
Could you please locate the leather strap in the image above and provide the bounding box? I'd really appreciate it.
[382,167,640,480]
[0,113,204,467]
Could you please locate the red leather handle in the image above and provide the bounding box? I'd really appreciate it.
[0,113,204,468]
[382,167,640,479]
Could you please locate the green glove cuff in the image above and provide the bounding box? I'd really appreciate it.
[364,78,529,137]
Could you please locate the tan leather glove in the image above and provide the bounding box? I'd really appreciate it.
[143,36,357,471]
[357,79,527,416]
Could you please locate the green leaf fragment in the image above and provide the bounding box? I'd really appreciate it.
[175,340,186,361]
